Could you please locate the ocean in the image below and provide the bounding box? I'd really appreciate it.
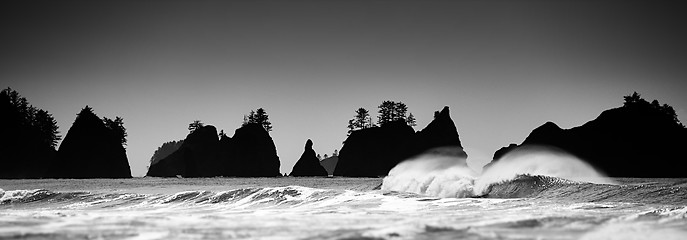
[1,175,686,240]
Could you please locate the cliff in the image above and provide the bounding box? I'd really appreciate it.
[334,106,466,177]
[48,107,131,178]
[486,102,687,177]
[147,123,281,177]
[289,139,328,177]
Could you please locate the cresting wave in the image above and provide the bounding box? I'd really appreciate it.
[381,146,687,203]
[0,186,353,209]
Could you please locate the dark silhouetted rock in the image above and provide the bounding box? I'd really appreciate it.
[319,156,338,176]
[0,88,58,179]
[149,140,184,166]
[0,102,56,179]
[290,139,328,177]
[334,106,467,177]
[221,123,281,177]
[486,101,687,177]
[48,106,131,178]
[484,143,518,170]
[147,123,281,177]
[415,106,468,159]
[146,125,220,177]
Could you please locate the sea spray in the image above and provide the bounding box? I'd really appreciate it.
[382,145,614,198]
[474,146,614,195]
[382,147,477,198]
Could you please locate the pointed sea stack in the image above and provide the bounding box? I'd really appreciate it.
[415,106,468,159]
[49,107,131,178]
[485,97,687,177]
[334,106,467,177]
[290,139,328,177]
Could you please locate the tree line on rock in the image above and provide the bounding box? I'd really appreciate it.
[4,86,686,179]
[0,88,130,178]
[1,88,61,178]
[486,92,687,177]
[347,101,416,135]
[146,108,280,178]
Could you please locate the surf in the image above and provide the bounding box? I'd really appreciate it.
[382,146,619,200]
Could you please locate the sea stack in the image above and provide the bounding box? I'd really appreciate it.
[485,94,687,177]
[334,106,467,177]
[147,123,281,177]
[290,139,328,177]
[146,125,221,177]
[49,106,131,178]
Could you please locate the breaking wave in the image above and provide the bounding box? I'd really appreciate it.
[0,186,355,209]
[380,146,687,204]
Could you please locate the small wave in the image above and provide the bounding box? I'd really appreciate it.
[0,186,358,210]
[1,189,57,204]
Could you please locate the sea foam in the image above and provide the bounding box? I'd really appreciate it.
[382,147,476,198]
[382,145,614,198]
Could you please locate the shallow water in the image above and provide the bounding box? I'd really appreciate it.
[1,177,686,240]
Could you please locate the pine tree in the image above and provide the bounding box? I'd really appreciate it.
[103,116,127,146]
[188,120,204,133]
[242,108,273,132]
[406,112,417,127]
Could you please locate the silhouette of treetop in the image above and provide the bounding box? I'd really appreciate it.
[188,120,204,133]
[623,92,683,128]
[74,105,128,147]
[243,108,272,132]
[1,87,61,148]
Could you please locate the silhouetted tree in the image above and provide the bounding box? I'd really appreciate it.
[188,120,204,133]
[103,116,127,146]
[347,107,374,134]
[242,108,272,132]
[622,92,684,127]
[1,87,61,178]
[623,92,643,107]
[1,87,62,148]
[406,112,417,127]
[377,100,409,126]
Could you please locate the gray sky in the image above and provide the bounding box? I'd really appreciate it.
[2,0,686,177]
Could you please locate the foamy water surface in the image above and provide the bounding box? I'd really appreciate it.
[2,177,687,240]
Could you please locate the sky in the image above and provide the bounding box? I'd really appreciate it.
[2,0,686,177]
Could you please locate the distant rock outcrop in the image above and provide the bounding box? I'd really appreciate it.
[149,140,184,166]
[334,106,467,177]
[48,106,131,178]
[319,156,338,176]
[146,125,221,177]
[146,123,281,177]
[486,96,687,177]
[290,139,328,177]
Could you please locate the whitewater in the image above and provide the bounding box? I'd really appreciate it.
[2,149,687,239]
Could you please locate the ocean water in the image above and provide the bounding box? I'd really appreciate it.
[1,176,686,240]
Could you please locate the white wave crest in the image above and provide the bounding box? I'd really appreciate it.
[382,146,615,198]
[474,146,614,195]
[382,147,477,198]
